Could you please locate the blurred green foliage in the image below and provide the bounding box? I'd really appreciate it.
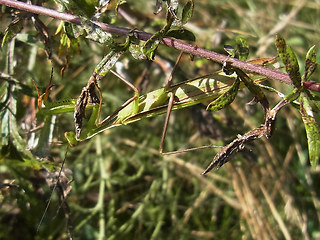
[0,0,319,239]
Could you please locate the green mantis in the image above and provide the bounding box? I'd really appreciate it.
[65,71,245,143]
[36,48,279,175]
[38,57,269,147]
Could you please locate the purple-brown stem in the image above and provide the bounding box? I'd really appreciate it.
[1,0,319,91]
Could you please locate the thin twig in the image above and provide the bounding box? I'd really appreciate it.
[1,0,319,91]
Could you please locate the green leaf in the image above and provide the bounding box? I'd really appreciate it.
[64,22,77,39]
[15,33,45,49]
[0,83,38,168]
[0,82,12,146]
[95,50,123,76]
[143,39,160,60]
[181,0,194,25]
[303,45,317,82]
[1,18,23,47]
[154,0,163,15]
[12,157,59,171]
[86,25,113,44]
[0,100,10,146]
[143,4,175,60]
[166,29,196,41]
[275,35,302,88]
[129,44,147,60]
[65,131,78,147]
[223,37,249,61]
[55,0,98,18]
[58,23,81,57]
[115,0,127,15]
[236,70,266,103]
[299,91,320,167]
[206,77,240,111]
[235,37,249,61]
[223,45,235,57]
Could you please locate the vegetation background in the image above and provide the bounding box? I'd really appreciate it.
[0,0,319,239]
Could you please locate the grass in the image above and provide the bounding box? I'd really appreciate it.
[0,0,319,239]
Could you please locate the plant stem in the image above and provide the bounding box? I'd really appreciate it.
[1,0,319,91]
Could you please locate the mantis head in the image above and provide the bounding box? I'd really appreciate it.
[64,131,78,147]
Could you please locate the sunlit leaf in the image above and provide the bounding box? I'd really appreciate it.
[85,24,113,44]
[129,44,148,60]
[58,23,81,57]
[303,45,317,82]
[1,18,23,47]
[207,77,240,111]
[143,39,160,60]
[54,0,98,18]
[235,36,249,61]
[0,82,11,146]
[299,91,320,167]
[95,50,123,76]
[275,35,301,88]
[181,0,194,25]
[154,0,163,15]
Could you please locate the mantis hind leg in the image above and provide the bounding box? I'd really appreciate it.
[159,92,174,153]
[159,51,183,153]
[159,52,222,157]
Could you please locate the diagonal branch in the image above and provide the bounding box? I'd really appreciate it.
[1,0,319,92]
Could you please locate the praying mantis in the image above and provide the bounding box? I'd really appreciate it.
[36,51,276,174]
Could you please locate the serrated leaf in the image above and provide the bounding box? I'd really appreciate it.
[166,29,195,41]
[303,45,317,82]
[275,35,302,88]
[207,77,240,111]
[181,1,194,25]
[1,18,23,47]
[299,91,320,167]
